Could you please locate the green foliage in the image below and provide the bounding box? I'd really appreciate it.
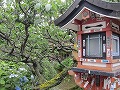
[0,0,74,89]
[62,58,73,67]
[54,58,74,71]
[41,59,57,80]
[0,61,33,90]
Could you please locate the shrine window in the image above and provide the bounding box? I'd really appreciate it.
[112,34,119,56]
[82,33,106,58]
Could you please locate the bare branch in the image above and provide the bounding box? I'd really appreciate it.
[0,31,11,44]
[20,25,29,56]
[18,2,27,16]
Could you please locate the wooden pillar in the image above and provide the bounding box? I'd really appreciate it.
[106,30,112,71]
[74,19,83,67]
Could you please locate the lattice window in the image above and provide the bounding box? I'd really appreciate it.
[86,34,102,57]
[112,35,119,56]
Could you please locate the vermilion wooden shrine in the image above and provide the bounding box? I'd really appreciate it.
[54,0,120,90]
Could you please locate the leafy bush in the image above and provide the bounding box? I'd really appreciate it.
[41,59,57,80]
[0,61,33,90]
[54,58,74,71]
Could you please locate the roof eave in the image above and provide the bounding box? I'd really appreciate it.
[54,0,120,28]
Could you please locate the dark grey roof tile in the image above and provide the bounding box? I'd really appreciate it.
[54,0,120,27]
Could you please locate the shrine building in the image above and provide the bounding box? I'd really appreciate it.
[54,0,120,90]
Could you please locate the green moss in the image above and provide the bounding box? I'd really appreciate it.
[40,69,68,90]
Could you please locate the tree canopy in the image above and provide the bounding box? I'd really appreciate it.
[0,0,75,89]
